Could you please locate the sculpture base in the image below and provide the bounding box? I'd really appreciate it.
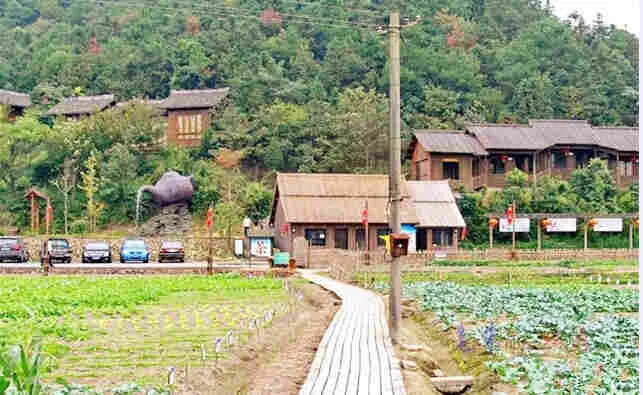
[138,203,192,237]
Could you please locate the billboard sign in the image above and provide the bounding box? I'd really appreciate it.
[546,218,577,232]
[499,217,530,233]
[593,218,623,232]
[250,237,272,257]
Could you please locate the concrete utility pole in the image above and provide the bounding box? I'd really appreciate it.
[388,11,402,345]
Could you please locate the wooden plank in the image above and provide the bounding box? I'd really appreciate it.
[300,272,407,395]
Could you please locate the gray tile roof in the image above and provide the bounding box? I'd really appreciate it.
[592,127,639,152]
[0,89,31,108]
[46,94,115,116]
[466,120,639,152]
[413,130,488,155]
[159,88,230,109]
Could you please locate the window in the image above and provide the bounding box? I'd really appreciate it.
[491,157,505,174]
[305,229,327,246]
[553,152,567,169]
[335,228,348,249]
[376,228,391,247]
[176,113,206,140]
[432,229,453,247]
[442,162,459,180]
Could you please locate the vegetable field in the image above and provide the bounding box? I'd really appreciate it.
[386,278,638,394]
[0,275,289,389]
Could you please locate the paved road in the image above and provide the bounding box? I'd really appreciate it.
[0,262,269,270]
[299,271,406,395]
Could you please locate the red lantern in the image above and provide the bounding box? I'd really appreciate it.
[500,155,508,162]
[206,207,214,229]
[361,207,368,226]
[587,218,598,229]
[506,206,514,224]
[280,223,289,235]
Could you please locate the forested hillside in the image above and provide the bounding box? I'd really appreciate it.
[0,0,639,232]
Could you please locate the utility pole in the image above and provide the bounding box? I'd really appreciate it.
[388,11,402,345]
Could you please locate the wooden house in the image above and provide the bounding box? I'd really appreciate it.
[45,94,116,120]
[269,173,466,253]
[0,89,31,121]
[158,88,230,147]
[409,120,639,190]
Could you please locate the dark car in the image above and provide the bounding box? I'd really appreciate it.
[40,238,72,264]
[82,241,112,263]
[158,241,185,263]
[0,237,30,263]
[119,239,150,263]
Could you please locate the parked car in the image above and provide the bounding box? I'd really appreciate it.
[0,237,30,263]
[158,240,185,263]
[82,241,112,263]
[40,238,72,264]
[119,239,150,263]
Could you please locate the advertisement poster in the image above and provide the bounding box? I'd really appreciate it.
[250,237,272,257]
[401,224,416,253]
[546,218,577,232]
[593,218,623,232]
[499,218,530,233]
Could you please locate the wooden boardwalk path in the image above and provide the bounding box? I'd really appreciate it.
[299,271,406,395]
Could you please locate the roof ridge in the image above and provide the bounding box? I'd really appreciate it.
[170,88,230,95]
[593,126,638,130]
[0,89,29,96]
[414,129,465,134]
[63,94,114,102]
[466,123,526,128]
[529,119,589,124]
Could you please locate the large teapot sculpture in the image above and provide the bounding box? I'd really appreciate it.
[139,171,196,206]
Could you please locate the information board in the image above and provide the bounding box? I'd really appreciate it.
[499,218,530,233]
[546,218,577,232]
[593,218,623,232]
[234,239,243,256]
[250,237,272,257]
[273,252,290,266]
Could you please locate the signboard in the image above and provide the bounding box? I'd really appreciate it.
[593,218,623,232]
[273,252,289,266]
[250,237,272,257]
[234,239,243,256]
[546,218,577,232]
[499,218,530,233]
[401,224,416,253]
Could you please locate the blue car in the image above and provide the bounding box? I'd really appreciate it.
[119,239,150,263]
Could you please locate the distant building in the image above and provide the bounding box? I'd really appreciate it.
[0,89,31,122]
[409,120,639,190]
[269,173,465,253]
[158,88,230,147]
[45,94,116,120]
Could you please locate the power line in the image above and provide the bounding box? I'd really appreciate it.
[89,0,382,30]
